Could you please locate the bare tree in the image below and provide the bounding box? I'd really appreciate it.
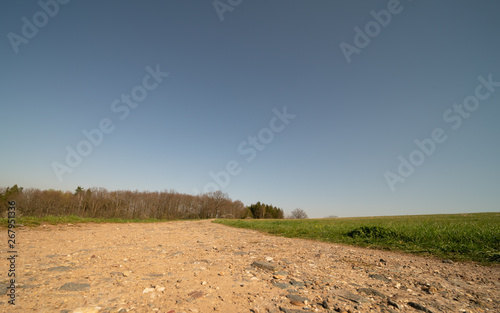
[325,215,338,219]
[290,208,308,219]
[1,184,250,220]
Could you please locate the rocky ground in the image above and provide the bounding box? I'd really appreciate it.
[0,220,498,313]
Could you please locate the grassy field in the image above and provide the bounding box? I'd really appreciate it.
[0,214,173,227]
[214,213,500,264]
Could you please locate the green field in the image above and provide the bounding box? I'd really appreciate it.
[214,213,500,264]
[0,215,173,227]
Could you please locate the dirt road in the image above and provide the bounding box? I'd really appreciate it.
[1,220,498,312]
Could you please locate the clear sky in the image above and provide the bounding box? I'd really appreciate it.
[1,0,499,218]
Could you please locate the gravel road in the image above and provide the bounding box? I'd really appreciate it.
[1,220,498,312]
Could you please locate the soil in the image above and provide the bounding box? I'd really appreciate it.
[1,220,498,313]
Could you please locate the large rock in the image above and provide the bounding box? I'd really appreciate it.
[59,282,91,292]
[272,282,291,289]
[279,307,311,313]
[331,289,370,304]
[286,294,309,302]
[0,282,9,295]
[47,266,73,272]
[251,260,276,271]
[408,302,434,312]
[369,273,391,283]
[358,287,387,299]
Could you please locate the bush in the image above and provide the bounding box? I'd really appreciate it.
[347,226,396,239]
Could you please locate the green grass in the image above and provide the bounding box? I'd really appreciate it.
[214,213,500,264]
[0,215,174,227]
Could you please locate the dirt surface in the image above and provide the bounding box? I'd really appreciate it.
[1,220,498,313]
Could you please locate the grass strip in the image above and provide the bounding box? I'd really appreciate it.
[1,215,175,227]
[214,213,500,264]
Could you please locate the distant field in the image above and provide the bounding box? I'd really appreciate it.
[214,213,500,264]
[0,215,173,227]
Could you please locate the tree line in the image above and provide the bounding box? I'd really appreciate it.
[243,202,285,219]
[0,185,288,220]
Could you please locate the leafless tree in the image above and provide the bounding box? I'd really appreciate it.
[290,208,308,219]
[1,184,249,220]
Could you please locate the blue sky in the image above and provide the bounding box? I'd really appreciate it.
[1,0,499,217]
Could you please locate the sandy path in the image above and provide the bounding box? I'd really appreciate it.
[0,220,498,313]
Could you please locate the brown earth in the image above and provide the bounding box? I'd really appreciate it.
[0,220,498,313]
